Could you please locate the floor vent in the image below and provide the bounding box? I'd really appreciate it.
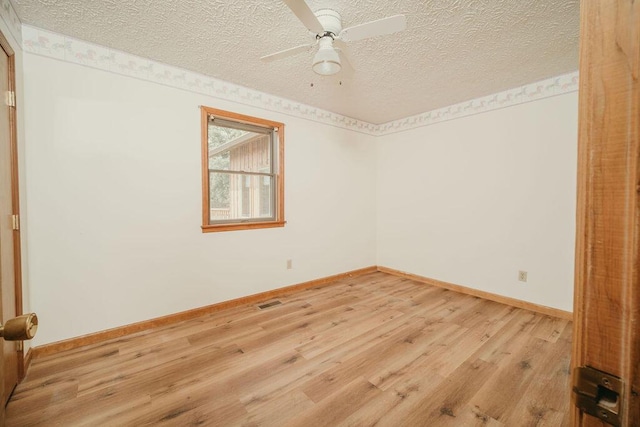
[258,300,282,310]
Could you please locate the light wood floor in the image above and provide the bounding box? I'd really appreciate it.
[7,272,572,426]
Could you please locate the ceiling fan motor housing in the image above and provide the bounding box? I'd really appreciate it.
[314,9,342,37]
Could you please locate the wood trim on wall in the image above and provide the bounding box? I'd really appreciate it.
[31,264,573,361]
[22,348,32,376]
[377,266,573,320]
[202,221,286,233]
[200,105,209,228]
[32,266,378,358]
[277,120,285,225]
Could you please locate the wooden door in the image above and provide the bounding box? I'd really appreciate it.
[0,29,20,413]
[572,1,640,426]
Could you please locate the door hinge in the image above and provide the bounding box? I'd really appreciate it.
[573,366,623,426]
[11,214,19,231]
[5,91,16,108]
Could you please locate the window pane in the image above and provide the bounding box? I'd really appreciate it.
[209,172,274,222]
[209,172,230,210]
[209,151,230,173]
[208,124,271,173]
[208,124,246,150]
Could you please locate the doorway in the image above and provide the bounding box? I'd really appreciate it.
[0,28,24,411]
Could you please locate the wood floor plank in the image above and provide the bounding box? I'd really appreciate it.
[295,308,405,360]
[7,272,572,426]
[505,325,572,426]
[337,371,446,427]
[286,376,382,427]
[241,390,314,427]
[376,358,498,426]
[440,404,505,427]
[300,316,429,403]
[530,314,569,343]
[239,312,419,411]
[469,334,555,423]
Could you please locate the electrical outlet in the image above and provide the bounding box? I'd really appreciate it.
[286,259,293,270]
[518,270,528,282]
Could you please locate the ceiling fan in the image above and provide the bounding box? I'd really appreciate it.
[261,0,407,76]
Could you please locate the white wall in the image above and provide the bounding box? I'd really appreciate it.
[21,35,579,347]
[377,93,578,312]
[23,54,377,346]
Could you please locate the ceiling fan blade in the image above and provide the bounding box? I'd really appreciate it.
[339,14,407,42]
[333,40,354,77]
[261,43,315,62]
[282,0,324,34]
[335,48,354,78]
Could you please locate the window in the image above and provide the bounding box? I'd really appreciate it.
[201,106,285,232]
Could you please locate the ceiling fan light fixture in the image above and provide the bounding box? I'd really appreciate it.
[312,38,341,76]
[264,2,407,77]
[312,56,341,76]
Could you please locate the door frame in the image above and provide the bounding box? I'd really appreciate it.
[0,28,25,379]
[571,1,640,425]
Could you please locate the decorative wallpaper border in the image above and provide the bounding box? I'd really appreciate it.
[21,25,378,135]
[21,25,578,137]
[376,71,579,136]
[1,0,21,44]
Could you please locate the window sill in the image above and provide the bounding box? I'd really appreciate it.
[201,221,286,233]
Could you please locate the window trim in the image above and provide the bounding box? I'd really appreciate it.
[200,106,285,233]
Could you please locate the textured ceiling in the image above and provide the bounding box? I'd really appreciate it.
[11,0,580,124]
